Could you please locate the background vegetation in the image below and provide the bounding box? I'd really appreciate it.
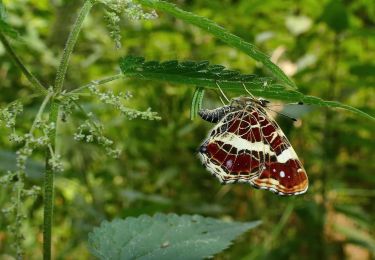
[0,0,374,259]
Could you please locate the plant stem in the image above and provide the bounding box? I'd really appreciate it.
[68,73,123,94]
[247,201,295,260]
[54,0,94,93]
[43,1,94,257]
[15,181,24,259]
[320,32,341,260]
[30,91,53,134]
[0,31,47,95]
[43,101,59,260]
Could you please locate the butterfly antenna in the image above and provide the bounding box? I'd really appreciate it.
[242,83,256,99]
[266,107,297,121]
[215,82,230,103]
[219,96,226,106]
[213,89,228,106]
[267,101,304,108]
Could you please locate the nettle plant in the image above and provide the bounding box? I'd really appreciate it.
[0,0,373,259]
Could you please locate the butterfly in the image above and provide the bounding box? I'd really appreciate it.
[198,96,308,195]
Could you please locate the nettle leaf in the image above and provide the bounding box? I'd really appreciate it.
[136,0,296,89]
[120,56,374,120]
[88,213,261,260]
[120,56,275,93]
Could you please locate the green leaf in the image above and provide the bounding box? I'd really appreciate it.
[320,0,349,33]
[334,224,375,253]
[0,0,18,39]
[299,96,374,121]
[88,213,261,260]
[136,0,297,89]
[190,86,205,120]
[0,0,5,20]
[349,63,375,78]
[334,204,372,228]
[120,56,276,93]
[120,56,375,120]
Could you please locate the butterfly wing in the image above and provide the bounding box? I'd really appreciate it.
[249,106,308,195]
[198,105,308,195]
[199,108,267,184]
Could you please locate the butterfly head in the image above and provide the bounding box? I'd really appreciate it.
[230,96,270,109]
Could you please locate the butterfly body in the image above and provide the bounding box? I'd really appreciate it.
[198,96,308,196]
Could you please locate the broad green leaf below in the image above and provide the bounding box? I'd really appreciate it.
[120,56,374,121]
[88,213,261,260]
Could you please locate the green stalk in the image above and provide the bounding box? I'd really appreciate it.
[43,101,59,260]
[15,181,24,259]
[0,31,47,95]
[54,0,94,93]
[30,91,53,134]
[43,1,95,258]
[68,73,123,94]
[246,202,295,260]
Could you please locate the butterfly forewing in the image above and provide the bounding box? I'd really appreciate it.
[198,97,308,196]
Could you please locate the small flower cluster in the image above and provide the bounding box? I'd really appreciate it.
[48,153,64,172]
[11,121,55,169]
[0,98,64,256]
[59,92,79,121]
[0,100,48,256]
[1,169,41,257]
[74,115,121,158]
[0,101,23,129]
[0,171,16,186]
[100,0,158,20]
[88,84,161,120]
[1,101,60,175]
[22,185,41,198]
[99,0,157,48]
[104,10,122,48]
[122,1,158,21]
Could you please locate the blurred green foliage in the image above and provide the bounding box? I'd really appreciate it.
[0,0,374,259]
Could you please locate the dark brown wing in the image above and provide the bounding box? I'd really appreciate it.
[249,106,308,195]
[198,105,308,195]
[198,108,266,184]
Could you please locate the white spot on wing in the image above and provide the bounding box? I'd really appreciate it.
[226,159,233,169]
[199,152,256,184]
[280,171,285,178]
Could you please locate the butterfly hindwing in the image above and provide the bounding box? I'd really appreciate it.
[199,109,263,183]
[248,107,308,195]
[198,97,308,196]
